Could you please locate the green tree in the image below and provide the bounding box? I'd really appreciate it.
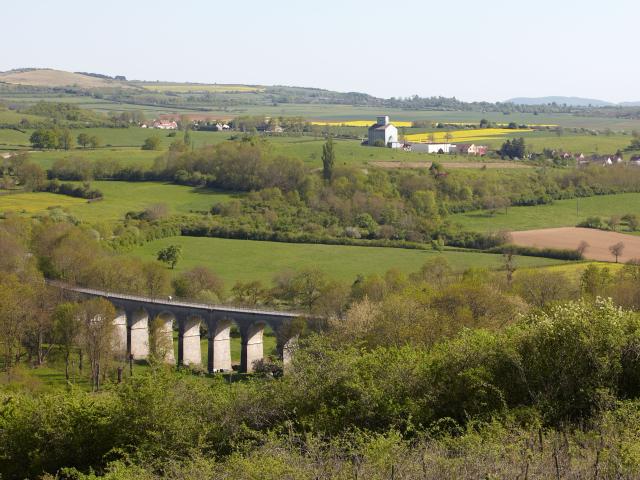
[59,129,74,150]
[88,135,101,148]
[141,136,162,151]
[77,133,91,148]
[157,244,183,269]
[321,136,335,182]
[52,302,81,380]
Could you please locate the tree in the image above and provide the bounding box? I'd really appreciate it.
[321,136,335,182]
[29,129,59,149]
[76,298,116,391]
[610,242,625,263]
[52,302,81,380]
[77,133,91,148]
[173,266,224,301]
[577,240,589,256]
[142,136,162,151]
[88,135,101,148]
[58,129,74,150]
[622,213,639,232]
[16,162,46,191]
[157,244,183,269]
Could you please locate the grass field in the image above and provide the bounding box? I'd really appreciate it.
[452,192,640,232]
[130,236,567,287]
[0,191,86,214]
[0,182,236,222]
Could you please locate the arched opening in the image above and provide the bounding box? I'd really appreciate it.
[150,312,176,364]
[129,308,149,360]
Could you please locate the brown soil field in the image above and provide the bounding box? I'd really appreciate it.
[511,227,640,263]
[371,161,531,170]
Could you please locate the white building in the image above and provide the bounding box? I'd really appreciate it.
[152,119,178,130]
[368,116,399,147]
[411,143,455,154]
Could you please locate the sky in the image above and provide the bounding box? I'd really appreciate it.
[2,0,638,103]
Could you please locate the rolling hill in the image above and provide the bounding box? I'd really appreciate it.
[0,68,134,89]
[507,96,614,107]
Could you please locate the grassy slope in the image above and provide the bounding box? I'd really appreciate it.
[130,236,566,287]
[452,192,640,232]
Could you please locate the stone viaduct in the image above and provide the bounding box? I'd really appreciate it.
[52,283,303,373]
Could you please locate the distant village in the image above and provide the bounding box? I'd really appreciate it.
[140,114,640,166]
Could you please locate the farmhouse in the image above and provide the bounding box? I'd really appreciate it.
[410,143,455,154]
[368,116,400,148]
[152,119,178,130]
[454,144,488,156]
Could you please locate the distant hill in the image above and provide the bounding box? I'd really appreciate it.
[507,96,614,107]
[0,68,134,89]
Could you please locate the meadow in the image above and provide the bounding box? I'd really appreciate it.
[0,191,86,214]
[452,192,640,232]
[130,236,566,287]
[0,181,235,222]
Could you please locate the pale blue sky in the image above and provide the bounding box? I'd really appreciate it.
[2,0,637,102]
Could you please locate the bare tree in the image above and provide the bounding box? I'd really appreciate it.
[609,242,625,263]
[577,240,589,257]
[77,298,116,391]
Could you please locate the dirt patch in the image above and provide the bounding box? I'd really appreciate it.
[511,227,640,263]
[371,161,531,169]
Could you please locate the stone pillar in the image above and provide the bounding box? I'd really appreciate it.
[112,310,128,361]
[179,316,201,366]
[129,309,149,360]
[241,323,264,373]
[208,319,232,373]
[282,335,299,373]
[153,314,175,364]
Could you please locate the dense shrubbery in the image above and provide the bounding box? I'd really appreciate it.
[43,180,103,200]
[487,244,585,260]
[4,217,640,477]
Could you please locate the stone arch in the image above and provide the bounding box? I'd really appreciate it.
[150,311,176,364]
[128,307,150,360]
[241,321,265,373]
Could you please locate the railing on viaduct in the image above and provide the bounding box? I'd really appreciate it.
[49,281,304,374]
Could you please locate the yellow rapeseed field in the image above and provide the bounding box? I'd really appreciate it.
[311,120,414,127]
[404,128,533,143]
[0,192,85,214]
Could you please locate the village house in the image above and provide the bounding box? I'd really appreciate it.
[454,144,488,156]
[367,116,400,148]
[151,119,178,130]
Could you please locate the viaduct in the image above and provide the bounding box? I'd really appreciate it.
[51,282,303,373]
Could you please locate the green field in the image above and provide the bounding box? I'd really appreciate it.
[130,236,566,287]
[0,181,236,222]
[0,191,86,213]
[0,126,236,151]
[452,192,640,232]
